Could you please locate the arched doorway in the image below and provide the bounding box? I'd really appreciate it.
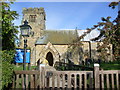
[46,52,53,66]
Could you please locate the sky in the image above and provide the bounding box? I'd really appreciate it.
[14,0,118,2]
[10,2,118,41]
[11,2,118,30]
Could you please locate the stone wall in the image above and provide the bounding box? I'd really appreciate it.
[35,42,68,66]
[19,8,46,65]
[19,8,113,66]
[31,41,113,66]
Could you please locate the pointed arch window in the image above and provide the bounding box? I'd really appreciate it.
[29,15,36,22]
[46,52,53,66]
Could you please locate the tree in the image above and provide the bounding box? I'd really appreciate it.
[2,2,18,50]
[91,2,120,61]
[77,2,119,61]
[67,2,119,61]
[1,2,19,89]
[1,50,15,89]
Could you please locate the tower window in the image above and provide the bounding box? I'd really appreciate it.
[29,15,36,22]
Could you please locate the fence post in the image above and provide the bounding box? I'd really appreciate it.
[94,63,100,89]
[39,66,45,89]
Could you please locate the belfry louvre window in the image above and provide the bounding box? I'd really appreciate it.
[29,15,36,22]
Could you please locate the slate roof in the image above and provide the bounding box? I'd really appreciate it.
[35,30,78,45]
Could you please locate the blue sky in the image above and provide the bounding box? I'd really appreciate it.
[11,2,118,30]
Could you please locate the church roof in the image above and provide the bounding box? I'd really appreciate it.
[35,30,78,45]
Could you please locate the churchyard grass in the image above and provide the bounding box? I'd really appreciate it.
[13,64,37,70]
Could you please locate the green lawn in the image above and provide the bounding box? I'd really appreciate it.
[13,62,120,71]
[13,64,37,71]
[100,63,120,70]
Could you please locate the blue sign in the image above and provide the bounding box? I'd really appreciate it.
[15,49,30,63]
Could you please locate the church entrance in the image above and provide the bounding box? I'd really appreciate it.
[46,52,53,66]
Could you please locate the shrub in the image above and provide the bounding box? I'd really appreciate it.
[1,50,15,89]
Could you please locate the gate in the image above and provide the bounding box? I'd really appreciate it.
[44,71,93,89]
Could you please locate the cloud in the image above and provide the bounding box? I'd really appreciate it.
[77,29,100,41]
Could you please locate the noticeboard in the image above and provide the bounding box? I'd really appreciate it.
[14,49,30,63]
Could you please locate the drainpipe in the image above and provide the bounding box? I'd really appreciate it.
[88,41,92,59]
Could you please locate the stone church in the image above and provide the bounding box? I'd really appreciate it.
[19,8,112,66]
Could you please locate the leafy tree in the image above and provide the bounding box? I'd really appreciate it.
[74,2,119,61]
[1,50,15,89]
[1,2,19,89]
[91,2,119,61]
[2,2,18,50]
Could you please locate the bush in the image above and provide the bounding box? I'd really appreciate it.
[1,50,15,89]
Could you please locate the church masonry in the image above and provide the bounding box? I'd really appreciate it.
[19,8,113,66]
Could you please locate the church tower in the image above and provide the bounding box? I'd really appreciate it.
[22,7,46,37]
[19,7,46,65]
